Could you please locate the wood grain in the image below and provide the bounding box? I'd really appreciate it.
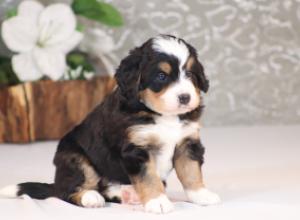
[0,77,115,143]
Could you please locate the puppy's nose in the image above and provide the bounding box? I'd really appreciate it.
[178,93,191,105]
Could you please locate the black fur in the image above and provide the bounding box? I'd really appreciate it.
[15,35,209,205]
[179,105,205,122]
[17,183,54,199]
[122,143,149,176]
[115,47,142,101]
[185,41,209,93]
[186,139,205,165]
[98,179,122,203]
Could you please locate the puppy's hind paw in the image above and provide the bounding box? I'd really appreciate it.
[186,188,221,206]
[81,190,105,208]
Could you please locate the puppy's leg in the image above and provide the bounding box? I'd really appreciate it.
[54,152,105,208]
[174,138,221,206]
[122,145,174,214]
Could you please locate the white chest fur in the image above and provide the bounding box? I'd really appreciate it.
[153,116,183,180]
[129,115,200,180]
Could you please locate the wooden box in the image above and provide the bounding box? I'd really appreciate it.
[0,77,115,143]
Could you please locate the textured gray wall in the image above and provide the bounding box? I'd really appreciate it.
[1,0,300,126]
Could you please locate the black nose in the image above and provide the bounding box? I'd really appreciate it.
[178,93,191,105]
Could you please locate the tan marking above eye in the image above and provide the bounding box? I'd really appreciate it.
[158,62,172,75]
[185,57,195,71]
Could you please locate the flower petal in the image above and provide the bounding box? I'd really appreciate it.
[38,3,76,46]
[12,53,42,81]
[33,48,66,80]
[51,31,83,54]
[18,0,44,22]
[1,16,38,53]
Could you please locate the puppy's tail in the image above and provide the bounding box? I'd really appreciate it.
[0,182,54,199]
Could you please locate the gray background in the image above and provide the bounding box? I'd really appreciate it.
[1,0,300,126]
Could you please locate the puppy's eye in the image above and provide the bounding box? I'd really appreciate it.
[156,72,167,81]
[186,71,193,78]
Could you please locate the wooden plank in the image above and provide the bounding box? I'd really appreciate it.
[30,77,115,140]
[0,84,30,142]
[0,77,116,143]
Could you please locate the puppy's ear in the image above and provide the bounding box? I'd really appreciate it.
[186,44,209,93]
[195,60,209,93]
[115,48,142,99]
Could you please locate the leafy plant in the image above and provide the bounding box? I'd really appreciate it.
[65,52,95,80]
[0,56,20,87]
[5,8,17,19]
[72,0,123,27]
[0,0,123,86]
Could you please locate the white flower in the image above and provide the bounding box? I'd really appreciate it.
[79,28,115,75]
[1,0,83,81]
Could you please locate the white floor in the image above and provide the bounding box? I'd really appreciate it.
[0,126,299,220]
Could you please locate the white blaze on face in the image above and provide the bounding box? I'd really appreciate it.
[152,36,189,68]
[152,36,200,115]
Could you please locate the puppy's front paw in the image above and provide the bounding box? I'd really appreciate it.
[81,190,105,208]
[145,194,174,214]
[186,188,221,206]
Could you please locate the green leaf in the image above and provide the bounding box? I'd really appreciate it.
[0,70,9,85]
[67,52,94,71]
[0,56,20,86]
[0,56,10,65]
[72,0,123,27]
[76,23,85,32]
[66,51,95,80]
[5,8,17,19]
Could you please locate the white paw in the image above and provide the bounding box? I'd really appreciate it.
[144,194,174,214]
[81,190,105,208]
[186,188,221,206]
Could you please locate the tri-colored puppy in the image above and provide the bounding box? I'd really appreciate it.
[0,35,220,214]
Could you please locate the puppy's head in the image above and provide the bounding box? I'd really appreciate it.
[115,35,209,115]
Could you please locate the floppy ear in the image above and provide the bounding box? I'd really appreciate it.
[186,43,209,93]
[115,48,142,99]
[195,60,209,93]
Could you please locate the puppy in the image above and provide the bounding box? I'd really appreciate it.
[0,35,220,214]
